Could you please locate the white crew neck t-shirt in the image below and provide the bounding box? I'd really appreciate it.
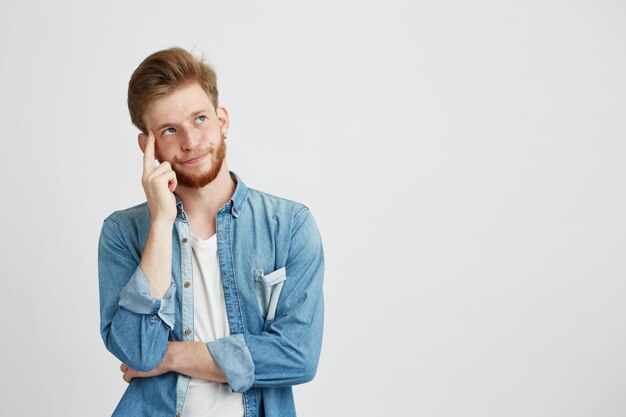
[181,232,244,417]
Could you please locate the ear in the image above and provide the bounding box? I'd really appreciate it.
[138,133,146,154]
[216,106,230,137]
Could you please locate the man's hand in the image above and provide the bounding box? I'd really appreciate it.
[120,341,173,383]
[140,129,178,225]
[120,361,169,383]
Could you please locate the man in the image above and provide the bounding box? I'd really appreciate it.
[98,47,325,417]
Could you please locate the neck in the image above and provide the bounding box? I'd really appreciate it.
[173,161,236,220]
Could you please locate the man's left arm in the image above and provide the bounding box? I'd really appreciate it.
[121,340,227,383]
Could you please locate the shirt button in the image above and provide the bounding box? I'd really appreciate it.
[184,328,191,336]
[184,281,191,288]
[181,237,188,244]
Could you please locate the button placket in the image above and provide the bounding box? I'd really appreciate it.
[179,227,194,344]
[173,220,193,417]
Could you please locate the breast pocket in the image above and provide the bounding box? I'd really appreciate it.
[254,266,287,321]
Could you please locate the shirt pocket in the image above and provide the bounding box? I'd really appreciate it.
[254,266,287,321]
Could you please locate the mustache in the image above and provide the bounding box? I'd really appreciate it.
[172,149,212,164]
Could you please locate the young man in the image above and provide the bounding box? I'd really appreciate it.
[98,47,325,417]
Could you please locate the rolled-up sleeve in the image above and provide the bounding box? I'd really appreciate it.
[207,334,255,393]
[119,264,177,331]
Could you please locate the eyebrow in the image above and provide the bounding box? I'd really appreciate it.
[156,110,208,131]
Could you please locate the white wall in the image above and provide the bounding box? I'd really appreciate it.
[0,1,625,416]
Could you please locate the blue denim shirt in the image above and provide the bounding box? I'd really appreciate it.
[98,170,325,417]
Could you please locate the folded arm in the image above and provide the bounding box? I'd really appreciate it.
[121,340,227,383]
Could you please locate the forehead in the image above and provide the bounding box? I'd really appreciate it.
[144,82,214,128]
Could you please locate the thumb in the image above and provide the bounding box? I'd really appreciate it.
[169,174,178,192]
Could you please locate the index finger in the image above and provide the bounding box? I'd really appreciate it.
[143,129,156,173]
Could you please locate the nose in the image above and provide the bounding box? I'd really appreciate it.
[180,127,199,150]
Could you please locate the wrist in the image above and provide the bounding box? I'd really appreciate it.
[150,217,174,229]
[162,341,178,372]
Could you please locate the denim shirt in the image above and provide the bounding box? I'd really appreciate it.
[98,170,325,417]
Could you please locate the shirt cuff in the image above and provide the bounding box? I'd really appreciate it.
[118,264,176,331]
[207,334,255,393]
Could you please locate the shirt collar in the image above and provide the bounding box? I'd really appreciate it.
[174,170,249,220]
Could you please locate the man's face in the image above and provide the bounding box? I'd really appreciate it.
[140,82,229,189]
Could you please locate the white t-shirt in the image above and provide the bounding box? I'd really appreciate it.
[181,232,245,417]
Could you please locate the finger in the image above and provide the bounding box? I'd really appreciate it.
[123,372,132,383]
[157,170,177,192]
[168,172,178,192]
[120,363,128,372]
[167,171,178,192]
[142,130,156,174]
[151,160,173,176]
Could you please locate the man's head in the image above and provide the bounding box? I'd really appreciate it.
[128,47,229,189]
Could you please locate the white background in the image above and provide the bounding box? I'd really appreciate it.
[1,1,625,416]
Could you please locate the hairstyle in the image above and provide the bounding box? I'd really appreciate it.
[127,46,219,135]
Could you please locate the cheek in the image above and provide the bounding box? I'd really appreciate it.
[155,143,174,162]
[203,122,218,134]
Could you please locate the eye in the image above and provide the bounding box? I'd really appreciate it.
[194,115,207,124]
[163,127,175,136]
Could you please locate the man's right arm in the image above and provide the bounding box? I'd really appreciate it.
[136,128,180,299]
[140,220,174,299]
[98,129,180,372]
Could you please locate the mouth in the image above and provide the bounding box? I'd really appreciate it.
[183,152,209,164]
